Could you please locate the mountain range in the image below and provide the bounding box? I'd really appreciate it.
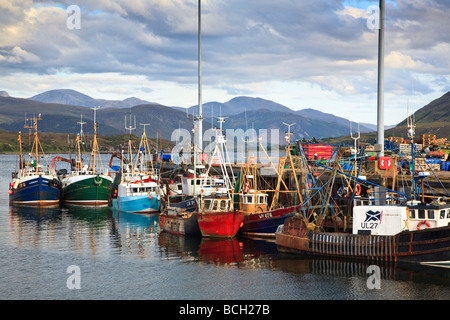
[26,89,377,140]
[0,89,448,144]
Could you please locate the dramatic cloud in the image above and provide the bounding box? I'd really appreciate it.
[0,0,448,124]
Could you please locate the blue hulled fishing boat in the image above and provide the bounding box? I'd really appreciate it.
[9,115,61,207]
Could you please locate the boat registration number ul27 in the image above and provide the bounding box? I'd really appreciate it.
[360,222,379,230]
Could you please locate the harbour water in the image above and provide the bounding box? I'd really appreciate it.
[1,154,450,301]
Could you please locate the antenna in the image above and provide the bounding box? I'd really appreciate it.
[140,122,150,134]
[283,122,296,145]
[77,114,86,143]
[90,106,100,134]
[217,116,227,132]
[125,113,136,136]
[350,121,360,167]
[407,99,415,140]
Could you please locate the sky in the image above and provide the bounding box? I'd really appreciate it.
[0,0,449,126]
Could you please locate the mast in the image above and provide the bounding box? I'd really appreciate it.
[407,100,416,199]
[24,113,42,171]
[197,0,203,153]
[376,0,385,157]
[18,131,23,174]
[125,112,136,165]
[89,106,100,172]
[350,121,360,176]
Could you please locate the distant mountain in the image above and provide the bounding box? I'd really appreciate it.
[29,89,155,109]
[1,89,448,144]
[185,96,293,118]
[0,95,123,135]
[0,91,9,97]
[0,95,209,140]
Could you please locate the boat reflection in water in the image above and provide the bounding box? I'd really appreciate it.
[8,205,159,257]
[197,238,244,266]
[157,232,279,269]
[7,205,450,294]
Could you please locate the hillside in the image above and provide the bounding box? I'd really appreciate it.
[322,92,450,146]
[389,91,450,139]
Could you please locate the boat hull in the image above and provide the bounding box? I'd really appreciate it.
[62,174,113,206]
[112,195,160,213]
[275,217,450,264]
[159,213,201,236]
[239,205,299,238]
[9,175,61,207]
[197,211,244,238]
[159,195,199,235]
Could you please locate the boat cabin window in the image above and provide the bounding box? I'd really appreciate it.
[427,210,435,219]
[440,210,446,219]
[220,200,227,210]
[447,209,450,219]
[203,199,212,210]
[418,209,425,219]
[258,195,267,204]
[409,210,415,219]
[246,195,254,204]
[131,186,155,194]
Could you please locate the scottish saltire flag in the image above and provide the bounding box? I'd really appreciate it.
[364,210,382,223]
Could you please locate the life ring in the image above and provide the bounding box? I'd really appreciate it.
[417,221,431,230]
[243,183,249,193]
[354,184,361,196]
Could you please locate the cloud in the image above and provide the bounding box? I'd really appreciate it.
[0,0,448,125]
[0,46,40,63]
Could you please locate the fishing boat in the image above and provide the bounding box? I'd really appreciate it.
[236,129,301,238]
[110,122,161,213]
[275,1,450,265]
[58,108,113,206]
[195,117,244,238]
[276,114,450,265]
[9,115,61,207]
[276,189,450,265]
[158,172,201,235]
[158,138,227,235]
[159,194,200,236]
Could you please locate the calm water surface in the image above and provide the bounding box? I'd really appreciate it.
[1,154,450,300]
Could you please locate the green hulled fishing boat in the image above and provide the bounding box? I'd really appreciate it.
[58,109,113,206]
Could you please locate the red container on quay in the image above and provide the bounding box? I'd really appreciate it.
[299,143,333,160]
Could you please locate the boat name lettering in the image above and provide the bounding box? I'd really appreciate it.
[259,212,272,219]
[187,200,195,206]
